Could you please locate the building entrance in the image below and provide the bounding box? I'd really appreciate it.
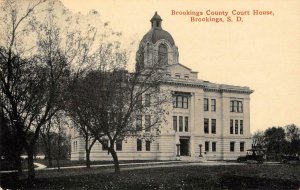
[180,138,190,156]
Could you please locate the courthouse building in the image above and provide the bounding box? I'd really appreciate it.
[71,12,253,161]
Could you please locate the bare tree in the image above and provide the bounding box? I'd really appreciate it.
[68,41,170,173]
[0,0,45,175]
[0,0,96,184]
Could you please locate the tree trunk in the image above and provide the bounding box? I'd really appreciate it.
[27,148,35,186]
[109,148,120,174]
[15,149,23,175]
[47,145,53,168]
[86,150,91,168]
[48,153,53,168]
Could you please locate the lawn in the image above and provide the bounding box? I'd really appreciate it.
[1,164,300,189]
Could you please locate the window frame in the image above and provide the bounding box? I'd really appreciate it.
[137,139,142,151]
[179,116,183,132]
[230,100,243,113]
[173,95,189,109]
[204,118,209,134]
[173,116,177,132]
[211,119,216,134]
[230,142,235,152]
[158,44,168,65]
[116,139,122,151]
[102,140,109,151]
[240,142,245,152]
[212,142,216,152]
[204,98,209,111]
[146,140,151,151]
[211,99,216,112]
[205,141,209,152]
[145,94,151,107]
[145,115,151,132]
[136,115,142,131]
[184,117,189,132]
[235,120,239,134]
[230,119,234,134]
[240,120,244,135]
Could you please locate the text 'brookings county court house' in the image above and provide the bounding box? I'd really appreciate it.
[71,12,254,161]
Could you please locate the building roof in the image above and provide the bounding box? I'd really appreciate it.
[140,12,175,46]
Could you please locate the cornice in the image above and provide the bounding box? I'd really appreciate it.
[163,80,254,94]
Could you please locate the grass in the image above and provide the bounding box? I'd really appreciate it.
[1,164,300,189]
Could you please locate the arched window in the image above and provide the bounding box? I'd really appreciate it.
[158,44,168,65]
[136,47,144,71]
[147,43,151,63]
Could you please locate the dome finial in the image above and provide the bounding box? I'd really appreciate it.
[150,11,162,29]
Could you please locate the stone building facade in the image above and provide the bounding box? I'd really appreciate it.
[71,12,253,161]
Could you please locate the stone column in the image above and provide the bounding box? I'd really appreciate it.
[176,144,180,157]
[199,144,203,157]
[190,93,195,157]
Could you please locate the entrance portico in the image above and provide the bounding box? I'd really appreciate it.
[179,137,190,156]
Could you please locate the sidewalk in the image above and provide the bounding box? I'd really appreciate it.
[0,160,281,174]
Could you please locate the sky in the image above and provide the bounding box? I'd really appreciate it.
[56,0,300,132]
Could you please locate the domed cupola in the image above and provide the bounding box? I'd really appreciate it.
[136,12,179,71]
[141,12,175,46]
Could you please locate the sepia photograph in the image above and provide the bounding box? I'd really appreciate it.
[0,0,299,189]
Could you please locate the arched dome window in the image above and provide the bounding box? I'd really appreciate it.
[147,43,151,63]
[158,44,168,65]
[136,47,144,71]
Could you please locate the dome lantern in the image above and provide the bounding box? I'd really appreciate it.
[151,11,162,28]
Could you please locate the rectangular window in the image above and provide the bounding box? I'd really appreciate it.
[240,142,245,152]
[230,142,235,152]
[177,96,183,108]
[145,115,151,132]
[240,120,243,135]
[235,120,239,134]
[184,117,189,132]
[230,100,243,113]
[211,99,216,112]
[146,141,151,151]
[175,74,180,78]
[230,120,234,134]
[137,139,142,151]
[205,141,209,152]
[183,97,188,109]
[204,118,209,134]
[137,95,142,109]
[102,140,108,151]
[204,98,209,111]
[212,142,216,152]
[179,116,183,132]
[116,140,122,151]
[211,119,216,134]
[136,115,142,131]
[173,116,177,132]
[238,101,243,113]
[230,101,234,112]
[233,101,238,112]
[173,95,188,109]
[145,94,150,107]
